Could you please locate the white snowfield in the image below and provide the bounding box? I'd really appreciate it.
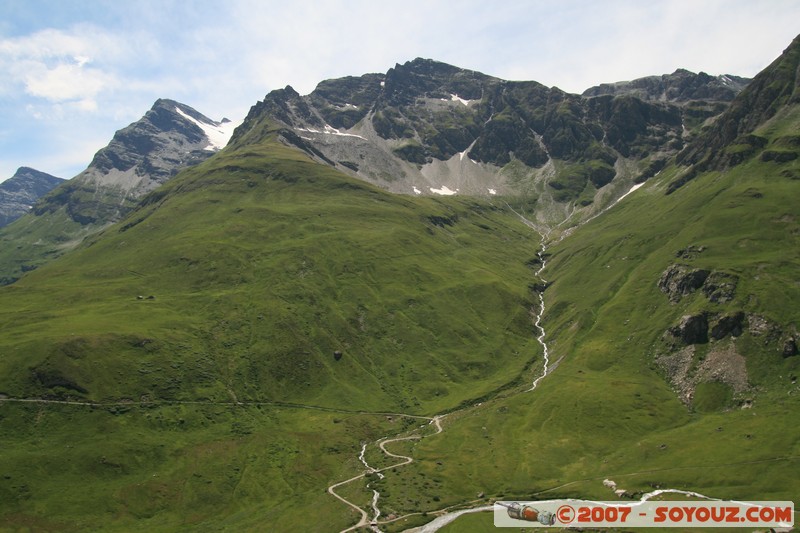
[616,181,644,203]
[296,124,367,140]
[174,107,240,151]
[429,185,458,196]
[441,93,474,106]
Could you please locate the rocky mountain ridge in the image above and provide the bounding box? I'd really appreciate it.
[582,68,749,103]
[675,33,800,174]
[0,167,63,227]
[233,59,749,225]
[35,99,237,225]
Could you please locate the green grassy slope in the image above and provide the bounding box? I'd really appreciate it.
[0,201,101,285]
[0,122,545,529]
[0,123,542,413]
[375,35,800,530]
[3,37,799,531]
[0,401,409,532]
[374,135,800,531]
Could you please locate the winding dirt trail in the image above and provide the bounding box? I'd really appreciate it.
[327,416,443,532]
[325,207,557,533]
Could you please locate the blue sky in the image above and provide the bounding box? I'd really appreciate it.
[1,0,799,182]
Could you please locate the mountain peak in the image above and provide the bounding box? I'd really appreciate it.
[233,57,746,206]
[0,98,239,283]
[0,167,63,228]
[84,98,234,186]
[396,57,463,74]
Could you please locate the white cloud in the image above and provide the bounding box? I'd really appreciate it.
[0,25,157,113]
[23,59,115,103]
[479,0,800,92]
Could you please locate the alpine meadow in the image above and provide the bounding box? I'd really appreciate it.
[1,30,799,533]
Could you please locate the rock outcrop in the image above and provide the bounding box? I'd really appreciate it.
[702,272,739,303]
[783,337,798,357]
[710,312,746,340]
[668,313,710,345]
[658,264,710,302]
[658,264,738,304]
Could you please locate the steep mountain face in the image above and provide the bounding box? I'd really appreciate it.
[36,99,237,225]
[0,167,63,227]
[233,59,744,226]
[675,33,800,175]
[552,39,800,412]
[399,37,800,524]
[583,68,750,132]
[546,39,800,413]
[0,99,236,284]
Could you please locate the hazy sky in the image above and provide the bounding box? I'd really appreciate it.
[1,0,798,182]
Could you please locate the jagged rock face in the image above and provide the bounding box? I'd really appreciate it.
[234,58,737,216]
[669,313,710,345]
[583,69,749,103]
[702,272,738,303]
[34,99,235,226]
[657,263,738,304]
[710,312,746,340]
[584,69,751,143]
[89,103,207,179]
[0,167,63,227]
[784,338,799,357]
[658,264,711,302]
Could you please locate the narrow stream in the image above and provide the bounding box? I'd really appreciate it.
[527,237,550,392]
[336,192,672,532]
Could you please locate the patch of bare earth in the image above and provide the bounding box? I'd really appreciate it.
[656,339,750,406]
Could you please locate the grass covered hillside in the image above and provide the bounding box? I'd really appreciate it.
[0,120,543,413]
[2,35,798,533]
[378,35,800,532]
[0,120,547,530]
[354,149,800,532]
[375,58,800,530]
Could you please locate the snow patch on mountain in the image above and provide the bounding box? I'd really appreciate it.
[617,182,645,203]
[450,94,473,106]
[297,125,367,140]
[430,185,458,196]
[174,107,239,151]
